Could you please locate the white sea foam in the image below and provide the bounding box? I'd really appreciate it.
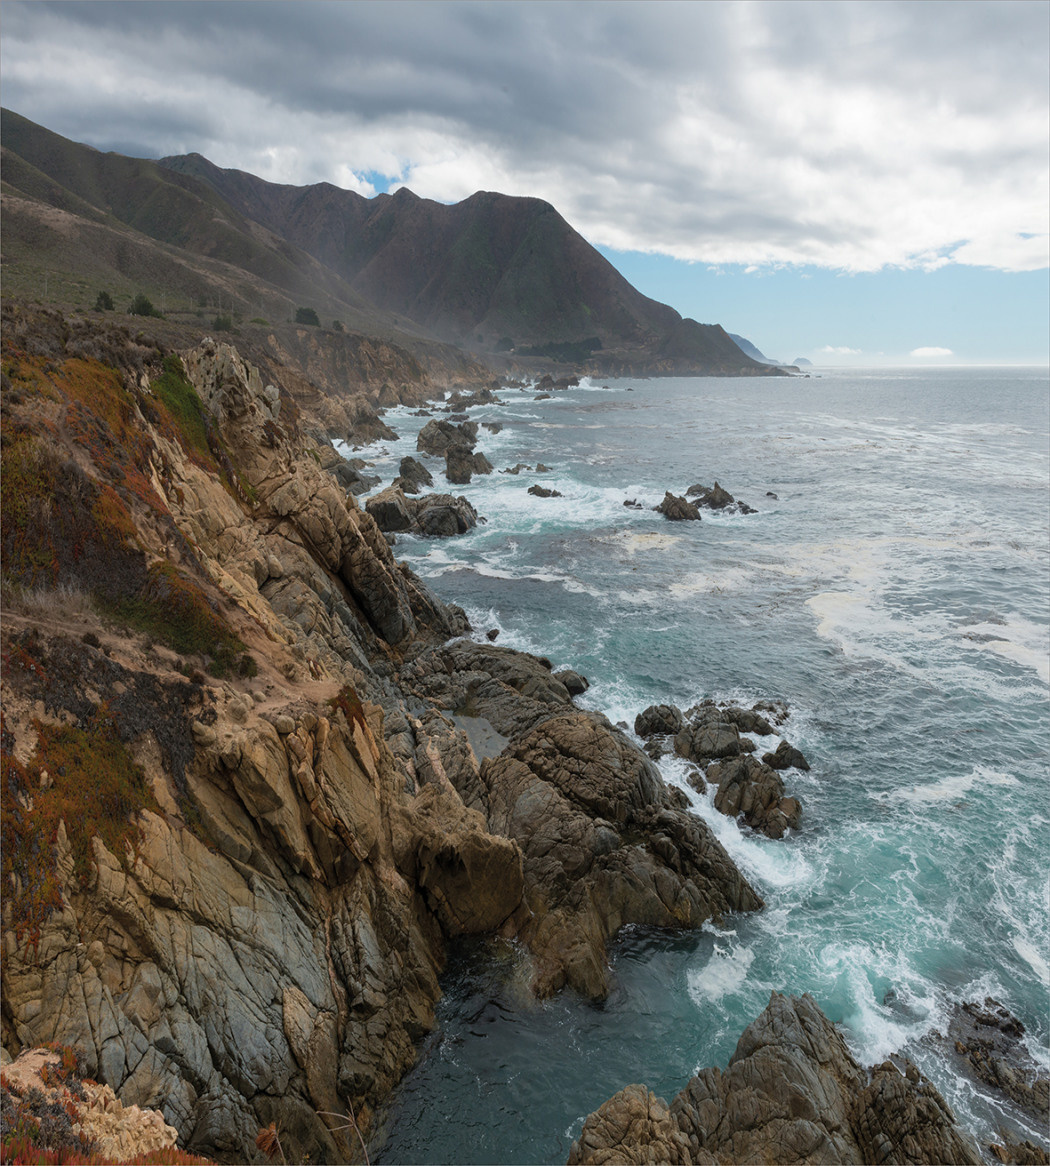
[883,767,1021,807]
[687,942,755,1006]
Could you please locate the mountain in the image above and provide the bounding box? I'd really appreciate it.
[0,109,773,376]
[728,332,788,366]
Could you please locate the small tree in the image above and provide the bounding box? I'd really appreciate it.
[95,290,114,311]
[128,293,161,318]
[332,319,344,332]
[212,313,234,332]
[294,307,320,326]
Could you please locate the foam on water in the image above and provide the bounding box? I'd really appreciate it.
[364,368,1050,1165]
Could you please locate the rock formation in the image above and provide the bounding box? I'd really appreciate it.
[0,308,766,1164]
[569,993,983,1166]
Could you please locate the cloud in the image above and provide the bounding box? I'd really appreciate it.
[819,345,863,355]
[1,1,1047,273]
[910,346,954,357]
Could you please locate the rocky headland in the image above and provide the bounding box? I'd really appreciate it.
[1,302,1044,1166]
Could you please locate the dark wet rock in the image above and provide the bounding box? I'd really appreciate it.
[763,738,811,771]
[552,669,589,696]
[537,375,555,390]
[635,704,685,738]
[486,628,500,641]
[473,452,494,475]
[417,418,477,456]
[686,481,734,508]
[571,993,982,1166]
[501,463,531,475]
[948,998,1049,1121]
[445,445,476,484]
[481,710,762,999]
[674,710,743,763]
[536,463,552,472]
[722,706,776,737]
[534,392,553,400]
[528,484,562,498]
[365,485,416,533]
[366,487,478,538]
[399,455,434,491]
[482,422,503,434]
[656,492,701,521]
[767,490,779,499]
[707,754,802,838]
[623,498,644,509]
[413,494,479,538]
[686,768,707,795]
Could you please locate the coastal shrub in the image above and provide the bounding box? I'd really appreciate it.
[0,708,160,952]
[127,293,162,319]
[294,306,320,327]
[496,336,514,352]
[211,313,233,332]
[110,561,249,678]
[250,317,269,326]
[94,290,114,311]
[332,319,344,332]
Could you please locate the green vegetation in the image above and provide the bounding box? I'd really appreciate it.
[294,306,320,326]
[128,292,163,318]
[250,316,269,326]
[94,289,114,311]
[110,561,254,678]
[495,336,514,352]
[0,706,159,952]
[212,312,234,332]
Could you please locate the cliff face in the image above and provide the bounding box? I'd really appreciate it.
[0,303,761,1163]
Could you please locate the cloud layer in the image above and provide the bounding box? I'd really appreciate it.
[3,0,1047,273]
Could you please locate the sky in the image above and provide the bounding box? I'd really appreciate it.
[2,0,1048,365]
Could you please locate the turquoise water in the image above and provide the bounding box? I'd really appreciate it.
[345,368,1050,1163]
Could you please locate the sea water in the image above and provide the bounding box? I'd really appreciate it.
[342,368,1049,1164]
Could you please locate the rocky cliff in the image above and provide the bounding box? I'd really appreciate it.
[0,303,763,1163]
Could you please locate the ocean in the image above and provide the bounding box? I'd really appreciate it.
[342,366,1049,1164]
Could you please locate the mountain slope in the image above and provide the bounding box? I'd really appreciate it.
[160,154,772,373]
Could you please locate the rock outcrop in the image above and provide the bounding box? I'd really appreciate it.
[569,993,983,1166]
[655,492,701,521]
[365,486,479,538]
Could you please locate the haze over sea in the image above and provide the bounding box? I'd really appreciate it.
[341,366,1049,1164]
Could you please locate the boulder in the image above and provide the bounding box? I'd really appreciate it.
[571,993,982,1166]
[528,484,563,498]
[552,669,589,696]
[707,754,802,838]
[635,704,685,738]
[655,493,701,521]
[445,445,476,484]
[481,710,762,999]
[763,738,811,771]
[365,486,415,533]
[399,455,434,490]
[674,710,743,763]
[686,481,734,509]
[414,493,479,538]
[417,418,477,456]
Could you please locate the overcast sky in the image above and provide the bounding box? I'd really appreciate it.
[3,0,1047,363]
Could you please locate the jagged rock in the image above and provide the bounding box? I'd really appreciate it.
[763,738,811,771]
[655,493,701,521]
[948,998,1049,1120]
[685,481,734,508]
[481,710,762,999]
[399,455,434,490]
[707,754,802,838]
[365,486,416,533]
[991,1139,1050,1164]
[721,705,776,737]
[417,418,477,456]
[528,484,563,498]
[502,462,531,474]
[674,710,743,763]
[571,993,982,1166]
[414,493,479,537]
[634,704,684,738]
[567,1084,697,1165]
